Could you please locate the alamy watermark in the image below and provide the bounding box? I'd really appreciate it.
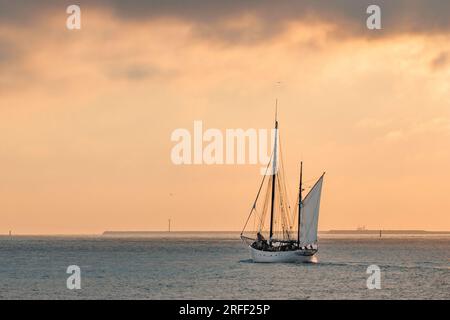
[366,5,382,30]
[66,5,81,30]
[66,265,81,290]
[366,264,381,289]
[171,121,279,175]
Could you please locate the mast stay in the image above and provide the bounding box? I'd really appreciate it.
[297,162,303,247]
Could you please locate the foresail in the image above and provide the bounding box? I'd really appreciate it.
[300,175,324,246]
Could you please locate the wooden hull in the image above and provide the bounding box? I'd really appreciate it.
[249,246,317,263]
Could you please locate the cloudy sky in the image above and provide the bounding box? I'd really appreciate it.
[0,1,449,234]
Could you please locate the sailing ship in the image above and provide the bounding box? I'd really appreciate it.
[240,109,325,263]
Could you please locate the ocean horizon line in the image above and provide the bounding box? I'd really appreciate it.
[102,230,450,235]
[2,229,450,237]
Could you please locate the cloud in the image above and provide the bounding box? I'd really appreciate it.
[384,129,405,142]
[430,51,449,71]
[0,43,11,63]
[413,117,450,135]
[383,118,450,142]
[0,38,20,64]
[356,117,393,129]
[1,0,450,43]
[105,64,177,81]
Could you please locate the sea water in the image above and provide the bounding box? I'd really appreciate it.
[0,233,448,299]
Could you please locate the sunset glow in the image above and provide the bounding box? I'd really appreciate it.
[1,1,449,234]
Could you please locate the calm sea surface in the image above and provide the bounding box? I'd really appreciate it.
[0,233,448,299]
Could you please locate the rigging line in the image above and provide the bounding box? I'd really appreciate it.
[277,174,289,239]
[255,182,269,233]
[275,172,292,241]
[278,136,294,234]
[254,207,266,234]
[240,149,274,236]
[278,136,294,219]
[259,174,272,232]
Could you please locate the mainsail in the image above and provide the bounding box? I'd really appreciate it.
[299,175,324,246]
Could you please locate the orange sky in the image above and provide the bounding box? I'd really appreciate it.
[0,1,449,234]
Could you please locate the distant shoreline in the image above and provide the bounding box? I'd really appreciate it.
[102,230,450,235]
[2,230,450,237]
[322,230,450,234]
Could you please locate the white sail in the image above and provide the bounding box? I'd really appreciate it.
[300,175,324,246]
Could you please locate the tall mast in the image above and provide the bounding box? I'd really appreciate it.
[297,162,303,247]
[269,100,278,243]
